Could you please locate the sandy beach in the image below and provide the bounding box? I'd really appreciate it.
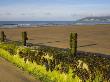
[0,24,110,55]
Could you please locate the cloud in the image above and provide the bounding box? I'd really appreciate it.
[44,12,52,15]
[0,2,110,21]
[0,12,12,16]
[20,13,26,16]
[5,12,12,15]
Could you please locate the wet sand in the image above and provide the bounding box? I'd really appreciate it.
[0,24,110,55]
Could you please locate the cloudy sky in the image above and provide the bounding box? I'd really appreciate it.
[0,0,110,21]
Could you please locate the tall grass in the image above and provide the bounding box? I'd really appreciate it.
[0,48,81,82]
[0,42,109,82]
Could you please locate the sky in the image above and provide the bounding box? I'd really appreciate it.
[0,0,110,21]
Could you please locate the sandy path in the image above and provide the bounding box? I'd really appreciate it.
[0,57,40,82]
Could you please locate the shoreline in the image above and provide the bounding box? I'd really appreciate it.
[0,23,110,29]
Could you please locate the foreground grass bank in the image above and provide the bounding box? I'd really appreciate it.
[0,43,110,82]
[0,48,81,82]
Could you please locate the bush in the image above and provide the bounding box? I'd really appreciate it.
[0,43,110,82]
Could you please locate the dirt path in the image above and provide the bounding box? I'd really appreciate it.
[0,57,41,82]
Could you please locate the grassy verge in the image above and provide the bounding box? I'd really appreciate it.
[0,48,81,82]
[0,42,110,82]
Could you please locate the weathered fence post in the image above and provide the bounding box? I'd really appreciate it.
[1,31,6,42]
[22,31,28,46]
[69,32,77,56]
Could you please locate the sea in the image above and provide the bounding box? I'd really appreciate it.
[0,21,110,28]
[0,21,74,28]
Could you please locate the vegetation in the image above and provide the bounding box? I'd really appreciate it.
[0,32,110,82]
[0,46,81,82]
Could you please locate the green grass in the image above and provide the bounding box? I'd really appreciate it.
[0,42,109,82]
[0,48,81,82]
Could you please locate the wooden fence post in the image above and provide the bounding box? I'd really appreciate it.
[69,32,77,56]
[22,31,28,46]
[1,31,6,42]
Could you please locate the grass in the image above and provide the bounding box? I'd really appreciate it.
[0,43,109,82]
[0,48,81,82]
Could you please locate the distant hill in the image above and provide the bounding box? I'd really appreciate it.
[77,16,110,22]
